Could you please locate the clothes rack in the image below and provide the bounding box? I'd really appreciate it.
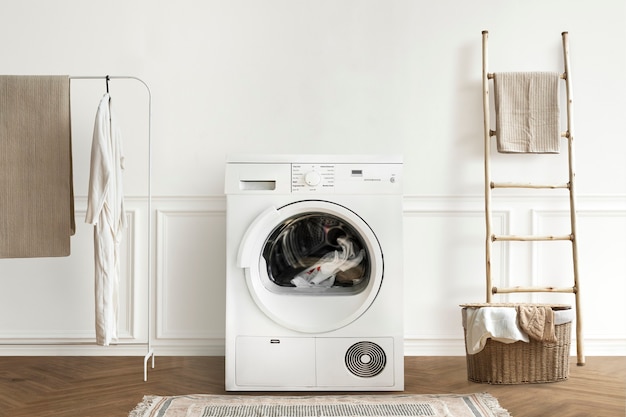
[0,75,155,381]
[71,75,155,381]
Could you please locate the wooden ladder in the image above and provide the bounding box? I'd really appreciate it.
[481,30,584,366]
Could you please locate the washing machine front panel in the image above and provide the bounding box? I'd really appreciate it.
[225,155,404,391]
[238,200,384,334]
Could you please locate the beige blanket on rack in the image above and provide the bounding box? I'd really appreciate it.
[0,75,74,258]
[494,72,561,153]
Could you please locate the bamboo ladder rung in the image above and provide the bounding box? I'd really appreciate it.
[491,181,570,189]
[487,72,567,80]
[489,130,570,138]
[493,286,577,294]
[492,234,573,242]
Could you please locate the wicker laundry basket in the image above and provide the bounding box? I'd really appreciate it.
[461,303,572,384]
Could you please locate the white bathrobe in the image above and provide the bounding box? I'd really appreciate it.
[85,93,126,346]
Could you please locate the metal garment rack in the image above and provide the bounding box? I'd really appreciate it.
[481,31,584,366]
[70,75,155,381]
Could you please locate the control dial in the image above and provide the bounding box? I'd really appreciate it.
[304,171,322,186]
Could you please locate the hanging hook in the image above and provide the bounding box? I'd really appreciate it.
[105,75,110,93]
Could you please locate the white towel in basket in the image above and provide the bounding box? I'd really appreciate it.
[464,307,529,354]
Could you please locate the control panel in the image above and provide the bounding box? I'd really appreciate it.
[292,164,335,192]
[225,156,402,195]
[291,163,401,194]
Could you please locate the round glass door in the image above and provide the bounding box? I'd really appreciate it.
[262,211,371,294]
[238,200,384,333]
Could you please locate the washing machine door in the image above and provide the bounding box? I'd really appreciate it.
[238,200,383,333]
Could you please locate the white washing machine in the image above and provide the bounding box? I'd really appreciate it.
[224,154,404,391]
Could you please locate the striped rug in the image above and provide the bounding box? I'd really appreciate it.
[128,393,511,417]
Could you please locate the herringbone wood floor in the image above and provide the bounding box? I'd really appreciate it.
[0,356,624,417]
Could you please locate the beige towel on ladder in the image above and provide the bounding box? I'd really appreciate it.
[494,72,561,153]
[0,75,74,258]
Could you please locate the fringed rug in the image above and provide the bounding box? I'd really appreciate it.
[128,393,511,417]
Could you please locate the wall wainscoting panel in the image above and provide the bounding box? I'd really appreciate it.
[1,195,624,356]
[402,195,626,356]
[0,200,147,355]
[153,197,226,351]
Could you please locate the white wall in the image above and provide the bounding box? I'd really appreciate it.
[0,0,624,357]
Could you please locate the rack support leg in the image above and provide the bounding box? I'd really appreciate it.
[144,349,155,382]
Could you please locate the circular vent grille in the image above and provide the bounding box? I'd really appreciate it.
[345,341,387,378]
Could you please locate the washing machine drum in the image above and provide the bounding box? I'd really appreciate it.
[237,201,384,333]
[263,213,370,291]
